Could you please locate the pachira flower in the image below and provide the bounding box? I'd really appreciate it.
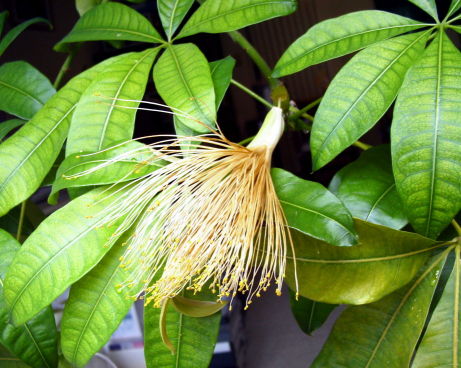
[70,106,298,310]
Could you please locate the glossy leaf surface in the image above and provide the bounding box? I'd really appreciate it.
[312,253,447,367]
[0,56,117,217]
[391,32,461,238]
[272,168,357,247]
[66,48,158,155]
[4,187,126,325]
[0,61,55,120]
[158,0,194,40]
[61,235,136,367]
[329,145,407,229]
[412,247,460,367]
[310,31,428,170]
[285,219,439,304]
[56,2,163,51]
[153,43,216,133]
[0,230,58,368]
[273,10,425,77]
[209,56,235,109]
[178,0,297,38]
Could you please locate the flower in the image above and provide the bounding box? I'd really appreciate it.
[70,106,297,309]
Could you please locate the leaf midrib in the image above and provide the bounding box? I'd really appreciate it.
[65,27,163,43]
[0,79,43,110]
[23,323,51,368]
[365,183,396,222]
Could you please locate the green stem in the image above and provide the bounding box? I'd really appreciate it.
[230,79,273,109]
[228,30,278,88]
[53,46,78,89]
[352,140,372,151]
[238,135,255,146]
[289,97,322,121]
[452,220,461,237]
[16,201,26,242]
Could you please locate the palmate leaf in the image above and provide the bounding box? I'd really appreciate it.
[0,230,58,368]
[153,43,216,133]
[412,246,461,367]
[66,48,158,156]
[0,61,55,120]
[272,168,357,246]
[209,56,235,109]
[391,31,461,239]
[310,31,428,170]
[312,252,448,367]
[273,10,427,77]
[3,186,127,325]
[158,0,195,40]
[447,0,461,18]
[285,219,440,304]
[0,55,118,217]
[178,0,297,39]
[144,291,221,368]
[55,2,163,51]
[329,145,407,229]
[408,0,438,20]
[61,233,137,367]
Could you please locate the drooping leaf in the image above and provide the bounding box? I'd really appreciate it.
[50,141,166,203]
[158,0,195,40]
[0,55,118,217]
[310,31,428,170]
[171,296,226,317]
[0,120,24,141]
[210,56,235,109]
[285,219,440,304]
[312,252,447,367]
[412,247,460,367]
[289,291,336,335]
[272,168,357,247]
[66,48,158,156]
[60,233,137,367]
[391,31,461,239]
[56,2,163,51]
[153,43,216,133]
[273,11,427,77]
[178,0,297,38]
[329,145,407,229]
[0,61,55,120]
[0,18,50,57]
[408,0,439,20]
[3,186,127,325]
[144,290,221,368]
[0,230,58,368]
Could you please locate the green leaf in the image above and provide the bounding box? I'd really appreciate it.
[178,0,297,38]
[312,252,447,367]
[273,10,426,77]
[50,141,166,203]
[3,186,127,325]
[158,0,195,40]
[153,43,216,133]
[288,291,336,335]
[0,18,50,57]
[447,0,461,18]
[272,168,357,247]
[56,2,163,51]
[0,61,55,120]
[210,56,235,109]
[0,55,118,217]
[329,145,407,229]
[60,234,136,367]
[408,0,438,20]
[285,219,439,304]
[0,11,7,37]
[0,120,24,141]
[75,0,104,16]
[0,230,58,368]
[391,31,461,239]
[412,246,460,367]
[144,291,221,368]
[0,344,29,368]
[66,48,158,156]
[310,31,428,170]
[171,296,226,317]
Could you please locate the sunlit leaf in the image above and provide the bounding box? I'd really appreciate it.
[210,56,235,109]
[408,0,438,20]
[0,120,24,141]
[158,0,195,40]
[273,11,426,77]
